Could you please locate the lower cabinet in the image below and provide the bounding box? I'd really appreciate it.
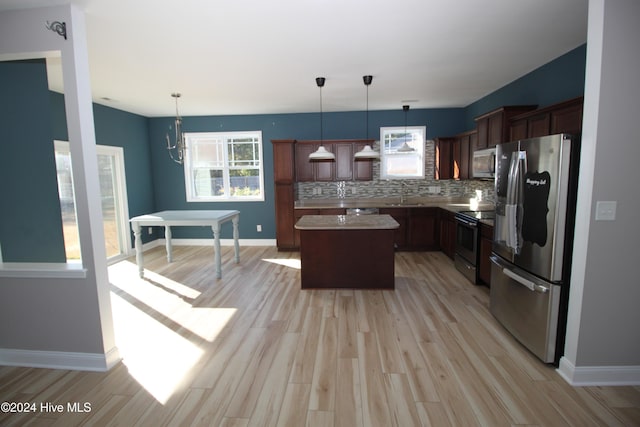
[409,208,438,250]
[438,209,456,259]
[379,207,438,251]
[478,222,494,286]
[379,208,408,250]
[275,184,296,250]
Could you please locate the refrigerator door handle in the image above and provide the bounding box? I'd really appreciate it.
[502,267,549,293]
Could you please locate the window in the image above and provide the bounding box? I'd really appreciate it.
[184,131,264,202]
[380,126,426,179]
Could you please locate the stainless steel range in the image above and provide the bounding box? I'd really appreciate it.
[454,210,495,283]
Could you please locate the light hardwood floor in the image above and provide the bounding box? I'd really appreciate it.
[1,246,639,426]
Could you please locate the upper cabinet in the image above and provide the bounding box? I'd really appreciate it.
[509,97,584,141]
[434,137,454,180]
[435,131,475,180]
[295,140,374,182]
[273,139,296,184]
[475,105,537,148]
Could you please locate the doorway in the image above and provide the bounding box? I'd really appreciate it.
[54,140,131,263]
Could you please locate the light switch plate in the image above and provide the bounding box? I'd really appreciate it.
[595,201,617,221]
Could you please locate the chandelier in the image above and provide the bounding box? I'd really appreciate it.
[166,93,185,164]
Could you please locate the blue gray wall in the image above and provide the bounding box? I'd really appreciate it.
[0,43,586,259]
[0,60,66,262]
[463,44,586,129]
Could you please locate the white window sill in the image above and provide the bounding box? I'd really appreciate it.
[0,262,87,279]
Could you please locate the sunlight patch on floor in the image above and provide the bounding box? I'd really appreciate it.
[110,292,203,404]
[108,260,237,403]
[262,258,301,270]
[109,261,237,342]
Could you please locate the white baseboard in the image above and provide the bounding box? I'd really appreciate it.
[557,356,640,385]
[0,346,121,372]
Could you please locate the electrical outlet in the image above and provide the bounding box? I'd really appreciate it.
[257,224,262,232]
[148,227,153,235]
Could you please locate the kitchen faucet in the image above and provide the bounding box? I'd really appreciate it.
[400,181,407,204]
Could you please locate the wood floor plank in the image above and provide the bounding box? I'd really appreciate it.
[308,317,338,412]
[225,321,288,418]
[289,306,323,384]
[336,295,358,359]
[247,332,298,427]
[0,247,637,426]
[383,373,422,426]
[276,382,311,427]
[357,331,392,427]
[335,358,363,427]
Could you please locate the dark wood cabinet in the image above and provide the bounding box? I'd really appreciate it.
[273,140,295,184]
[438,209,456,259]
[436,131,474,181]
[295,144,316,182]
[455,130,474,180]
[353,142,374,181]
[335,143,353,181]
[273,140,297,250]
[275,184,296,249]
[508,97,583,141]
[295,140,373,182]
[379,207,438,251]
[551,98,583,135]
[475,105,537,148]
[478,222,494,286]
[379,208,408,250]
[434,137,454,180]
[408,208,438,250]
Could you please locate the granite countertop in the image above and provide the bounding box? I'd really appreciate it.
[294,197,494,213]
[295,214,400,230]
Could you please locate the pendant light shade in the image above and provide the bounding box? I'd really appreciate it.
[354,144,380,159]
[354,75,380,160]
[309,77,335,161]
[397,105,415,152]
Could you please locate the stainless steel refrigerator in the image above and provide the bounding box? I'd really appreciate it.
[491,133,580,364]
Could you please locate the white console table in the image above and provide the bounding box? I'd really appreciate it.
[130,210,240,279]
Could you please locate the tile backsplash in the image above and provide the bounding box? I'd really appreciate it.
[296,139,495,203]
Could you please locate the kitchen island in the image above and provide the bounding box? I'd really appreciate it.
[295,214,399,289]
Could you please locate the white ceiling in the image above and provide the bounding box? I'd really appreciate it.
[1,0,588,117]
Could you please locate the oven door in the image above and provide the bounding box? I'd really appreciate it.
[455,215,478,264]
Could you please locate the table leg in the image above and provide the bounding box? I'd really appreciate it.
[133,222,144,278]
[232,215,240,263]
[165,225,173,262]
[212,223,222,279]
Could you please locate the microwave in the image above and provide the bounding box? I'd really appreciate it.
[472,148,496,179]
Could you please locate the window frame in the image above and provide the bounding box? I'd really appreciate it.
[379,126,426,179]
[183,130,265,202]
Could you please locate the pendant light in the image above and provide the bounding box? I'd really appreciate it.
[397,105,415,152]
[354,75,380,160]
[309,77,336,161]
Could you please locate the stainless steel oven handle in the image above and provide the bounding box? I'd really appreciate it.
[455,217,477,227]
[502,267,549,293]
